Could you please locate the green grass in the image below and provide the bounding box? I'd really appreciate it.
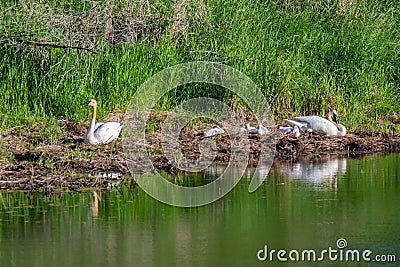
[1,0,400,141]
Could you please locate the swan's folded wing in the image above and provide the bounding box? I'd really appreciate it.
[289,116,338,135]
[94,122,105,131]
[283,119,311,132]
[94,122,122,144]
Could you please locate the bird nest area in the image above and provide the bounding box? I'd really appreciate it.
[1,119,400,192]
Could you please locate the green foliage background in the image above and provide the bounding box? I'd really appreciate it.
[1,0,399,136]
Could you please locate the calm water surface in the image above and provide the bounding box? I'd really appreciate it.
[0,153,399,266]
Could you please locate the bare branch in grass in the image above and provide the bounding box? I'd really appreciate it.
[9,37,98,54]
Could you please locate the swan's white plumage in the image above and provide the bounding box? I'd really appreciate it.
[240,124,256,133]
[254,124,269,136]
[292,126,300,138]
[279,126,295,134]
[88,122,122,144]
[284,110,346,136]
[83,99,122,144]
[279,125,301,137]
[203,126,224,137]
[240,124,269,135]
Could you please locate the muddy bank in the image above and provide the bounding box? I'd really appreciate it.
[1,119,400,191]
[0,121,129,192]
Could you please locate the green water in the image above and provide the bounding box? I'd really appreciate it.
[0,154,399,266]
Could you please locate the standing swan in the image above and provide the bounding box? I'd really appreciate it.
[284,110,346,136]
[83,99,122,144]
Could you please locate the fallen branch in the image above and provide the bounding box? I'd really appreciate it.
[11,37,98,54]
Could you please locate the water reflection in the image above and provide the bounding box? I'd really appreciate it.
[91,191,100,217]
[277,158,347,189]
[205,163,272,182]
[205,158,347,190]
[1,154,400,267]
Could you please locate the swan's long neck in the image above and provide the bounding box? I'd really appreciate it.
[89,104,97,133]
[337,124,346,136]
[327,112,333,123]
[328,112,346,135]
[84,101,100,144]
[86,104,98,143]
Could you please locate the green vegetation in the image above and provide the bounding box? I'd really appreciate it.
[1,0,400,141]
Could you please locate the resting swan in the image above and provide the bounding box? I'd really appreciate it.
[203,126,225,137]
[279,126,300,137]
[284,110,346,136]
[249,124,269,136]
[83,99,122,144]
[240,124,256,133]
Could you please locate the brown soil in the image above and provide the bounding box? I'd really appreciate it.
[1,119,400,192]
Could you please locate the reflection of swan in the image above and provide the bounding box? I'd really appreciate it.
[244,164,270,181]
[206,163,271,182]
[278,158,347,186]
[204,126,225,137]
[92,191,100,217]
[284,110,346,136]
[83,99,122,144]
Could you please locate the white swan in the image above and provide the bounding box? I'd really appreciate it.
[279,126,294,134]
[240,124,256,133]
[284,110,346,136]
[83,99,122,144]
[240,124,268,135]
[251,124,269,136]
[204,126,225,137]
[279,125,300,137]
[292,126,300,138]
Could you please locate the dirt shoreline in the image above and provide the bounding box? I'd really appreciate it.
[1,120,400,191]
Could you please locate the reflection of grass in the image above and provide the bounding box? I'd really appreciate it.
[1,0,400,144]
[170,171,217,187]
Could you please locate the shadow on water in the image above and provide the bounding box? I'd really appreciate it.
[0,154,399,266]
